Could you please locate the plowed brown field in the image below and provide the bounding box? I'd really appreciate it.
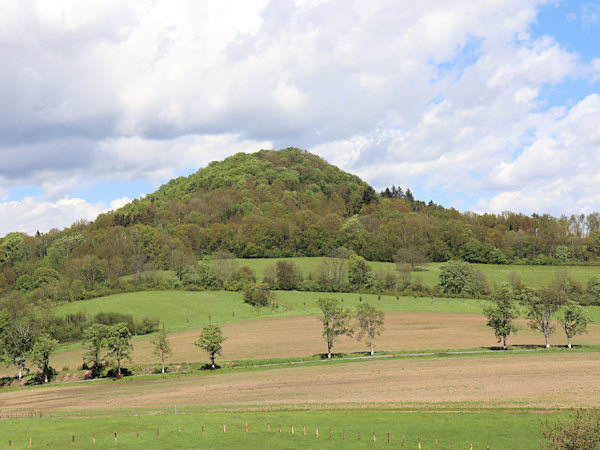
[2,351,599,413]
[48,311,600,370]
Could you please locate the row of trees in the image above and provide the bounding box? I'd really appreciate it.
[484,282,590,350]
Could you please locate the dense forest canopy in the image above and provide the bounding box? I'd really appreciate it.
[1,147,600,304]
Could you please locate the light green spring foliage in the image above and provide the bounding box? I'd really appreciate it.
[558,301,590,347]
[318,297,353,358]
[355,302,385,354]
[151,324,172,373]
[483,283,520,349]
[195,324,225,367]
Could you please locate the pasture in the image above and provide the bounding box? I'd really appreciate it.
[0,409,550,449]
[236,257,600,289]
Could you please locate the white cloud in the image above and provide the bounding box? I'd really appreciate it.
[0,197,106,236]
[1,0,600,234]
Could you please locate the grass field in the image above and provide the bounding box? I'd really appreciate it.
[235,257,600,288]
[0,409,553,449]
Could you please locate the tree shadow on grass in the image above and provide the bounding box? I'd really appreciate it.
[200,363,221,371]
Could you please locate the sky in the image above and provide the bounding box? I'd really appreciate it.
[1,0,599,236]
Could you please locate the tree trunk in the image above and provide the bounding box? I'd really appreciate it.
[544,329,550,349]
[370,337,374,356]
[503,335,507,350]
[161,359,165,373]
[568,336,572,349]
[117,358,121,376]
[18,361,23,381]
[211,354,215,369]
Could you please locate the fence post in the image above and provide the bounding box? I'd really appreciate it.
[279,424,282,433]
[267,422,270,432]
[329,428,332,439]
[343,429,346,440]
[114,432,117,441]
[303,425,306,436]
[157,428,160,437]
[373,431,376,442]
[388,432,390,444]
[418,437,422,449]
[435,438,438,449]
[179,426,181,434]
[291,424,294,435]
[93,433,96,443]
[402,434,405,446]
[72,435,75,446]
[358,430,361,441]
[316,426,319,438]
[223,424,226,433]
[245,423,248,433]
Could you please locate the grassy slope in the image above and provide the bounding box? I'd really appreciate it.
[57,290,600,331]
[235,257,600,288]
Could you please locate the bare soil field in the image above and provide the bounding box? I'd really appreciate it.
[1,351,599,413]
[46,311,600,371]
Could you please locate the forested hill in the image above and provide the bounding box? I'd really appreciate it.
[1,147,600,300]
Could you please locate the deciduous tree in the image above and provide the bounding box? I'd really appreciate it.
[195,324,225,369]
[483,283,519,350]
[521,287,566,348]
[318,297,353,358]
[105,323,133,377]
[151,324,172,373]
[355,303,385,355]
[29,333,58,383]
[558,301,590,349]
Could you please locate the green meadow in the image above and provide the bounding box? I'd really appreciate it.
[57,289,600,331]
[0,409,553,449]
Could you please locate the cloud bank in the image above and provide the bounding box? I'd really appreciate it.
[1,0,599,235]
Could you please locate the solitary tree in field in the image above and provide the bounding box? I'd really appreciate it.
[394,246,428,272]
[81,323,108,377]
[558,301,590,349]
[105,323,133,377]
[151,324,172,373]
[483,283,519,350]
[29,333,58,383]
[355,303,385,355]
[195,324,225,369]
[318,298,353,358]
[521,287,566,348]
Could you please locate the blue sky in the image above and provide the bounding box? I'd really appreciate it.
[1,0,600,236]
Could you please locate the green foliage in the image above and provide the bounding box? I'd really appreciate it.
[558,301,590,348]
[151,324,172,374]
[439,260,475,296]
[355,303,385,355]
[521,287,567,348]
[29,333,58,383]
[243,283,274,310]
[105,323,133,377]
[347,255,373,289]
[541,409,600,449]
[275,260,302,290]
[318,297,353,358]
[81,323,108,376]
[195,324,225,368]
[483,283,519,349]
